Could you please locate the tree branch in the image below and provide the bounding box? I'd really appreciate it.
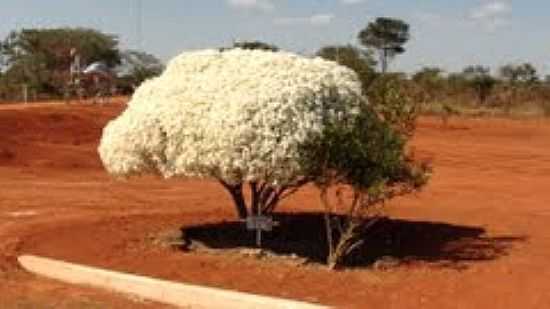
[218,179,248,219]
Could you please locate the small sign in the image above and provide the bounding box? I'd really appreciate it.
[246,215,275,232]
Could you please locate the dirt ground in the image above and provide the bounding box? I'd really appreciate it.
[1,100,550,308]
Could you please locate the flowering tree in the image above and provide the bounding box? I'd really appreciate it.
[98,49,366,218]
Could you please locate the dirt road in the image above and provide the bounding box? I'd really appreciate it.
[1,101,549,308]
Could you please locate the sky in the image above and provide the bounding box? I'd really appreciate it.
[1,0,549,75]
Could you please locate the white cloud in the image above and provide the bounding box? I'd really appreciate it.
[412,11,444,25]
[468,1,511,20]
[467,1,511,31]
[309,14,335,26]
[339,0,366,5]
[274,14,335,26]
[227,0,276,12]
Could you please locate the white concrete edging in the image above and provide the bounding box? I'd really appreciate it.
[18,255,330,309]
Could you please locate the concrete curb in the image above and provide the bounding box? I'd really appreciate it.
[18,255,330,309]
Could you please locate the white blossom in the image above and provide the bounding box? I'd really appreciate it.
[98,49,364,185]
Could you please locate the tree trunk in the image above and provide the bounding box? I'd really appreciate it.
[219,180,303,219]
[327,255,338,270]
[381,49,388,74]
[231,186,248,219]
[219,181,248,219]
[250,182,259,215]
[321,188,337,269]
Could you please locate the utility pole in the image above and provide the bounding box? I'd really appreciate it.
[69,48,82,103]
[136,0,143,50]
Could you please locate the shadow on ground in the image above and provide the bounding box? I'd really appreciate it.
[179,212,526,269]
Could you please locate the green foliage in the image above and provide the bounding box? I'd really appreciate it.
[408,63,550,117]
[499,63,539,84]
[445,72,469,94]
[299,81,425,191]
[298,71,428,268]
[309,104,406,189]
[0,27,120,98]
[496,63,539,107]
[0,72,6,101]
[303,95,428,269]
[412,67,445,101]
[116,50,164,94]
[367,74,420,137]
[316,44,378,93]
[462,65,497,105]
[412,67,444,90]
[412,67,443,83]
[222,40,279,52]
[358,17,410,73]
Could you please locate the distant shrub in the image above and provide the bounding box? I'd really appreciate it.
[367,74,421,137]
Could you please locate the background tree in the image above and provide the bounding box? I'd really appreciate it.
[316,44,377,93]
[446,72,469,93]
[462,65,496,105]
[499,63,539,84]
[498,63,539,106]
[221,40,279,52]
[0,27,120,98]
[116,50,164,94]
[366,73,420,137]
[412,67,444,85]
[0,71,6,101]
[358,17,410,73]
[412,66,445,102]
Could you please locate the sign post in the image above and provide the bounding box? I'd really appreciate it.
[246,209,276,248]
[257,206,262,247]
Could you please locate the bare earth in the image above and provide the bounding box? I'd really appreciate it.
[1,100,549,308]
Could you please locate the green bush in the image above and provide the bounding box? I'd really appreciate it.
[301,87,429,268]
[367,74,421,137]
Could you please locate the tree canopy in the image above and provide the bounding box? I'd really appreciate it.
[0,27,120,97]
[233,40,279,52]
[499,63,539,84]
[316,44,377,93]
[412,67,445,101]
[358,17,410,73]
[220,40,280,52]
[462,65,497,104]
[116,50,164,94]
[99,49,418,220]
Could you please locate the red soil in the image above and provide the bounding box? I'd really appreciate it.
[1,101,550,308]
